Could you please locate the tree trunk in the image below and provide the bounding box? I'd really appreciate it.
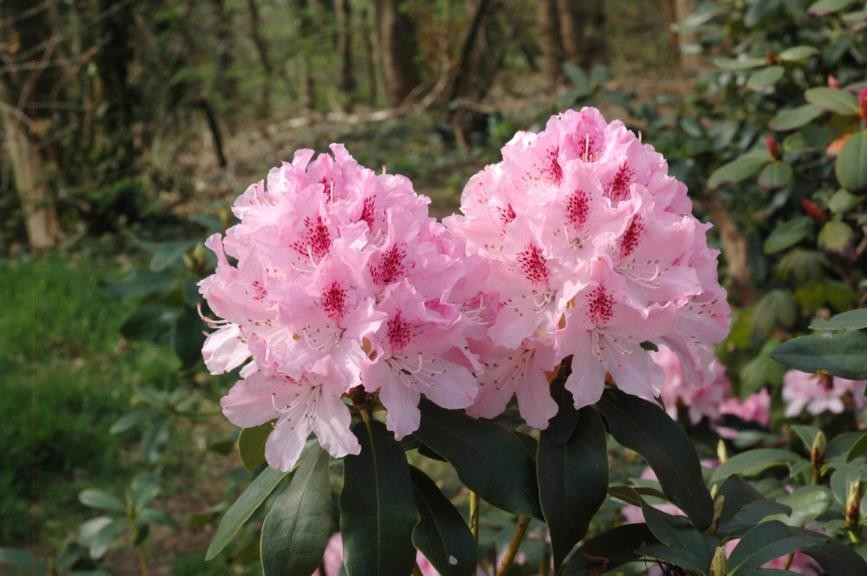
[335,0,355,107]
[556,0,581,65]
[535,0,563,86]
[706,192,755,306]
[373,0,420,106]
[361,3,380,105]
[211,0,237,111]
[671,0,699,71]
[0,87,60,249]
[247,0,273,112]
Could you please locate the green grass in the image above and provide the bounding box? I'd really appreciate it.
[0,254,178,545]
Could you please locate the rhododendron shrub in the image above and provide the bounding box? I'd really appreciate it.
[199,110,866,576]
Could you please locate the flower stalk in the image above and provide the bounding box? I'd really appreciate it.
[496,516,531,576]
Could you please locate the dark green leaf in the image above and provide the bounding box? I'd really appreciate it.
[764,217,813,254]
[607,485,666,506]
[261,444,332,576]
[173,307,205,367]
[805,88,860,115]
[598,389,713,531]
[139,508,180,529]
[711,449,803,483]
[727,521,820,573]
[803,537,867,576]
[0,547,48,574]
[640,502,716,573]
[758,162,793,191]
[846,432,867,462]
[341,419,418,576]
[101,270,177,298]
[538,407,607,568]
[769,105,824,132]
[747,66,784,91]
[717,476,791,538]
[132,237,200,271]
[238,422,273,471]
[120,304,180,343]
[205,467,288,561]
[79,489,125,513]
[775,486,832,527]
[713,57,767,70]
[410,467,476,576]
[414,401,541,518]
[109,409,161,434]
[778,46,818,62]
[790,425,820,452]
[836,130,867,193]
[559,524,656,575]
[808,0,854,17]
[771,330,867,379]
[78,517,126,559]
[708,152,770,189]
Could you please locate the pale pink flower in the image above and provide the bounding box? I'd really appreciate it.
[716,389,771,439]
[200,145,477,470]
[652,344,731,424]
[782,370,867,417]
[447,107,730,428]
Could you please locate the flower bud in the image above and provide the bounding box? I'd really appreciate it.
[860,87,867,123]
[766,134,781,161]
[810,430,826,467]
[827,74,841,89]
[710,545,728,576]
[801,198,828,222]
[845,480,862,529]
[717,439,728,465]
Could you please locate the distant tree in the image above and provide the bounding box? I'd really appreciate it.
[535,0,563,85]
[335,0,355,107]
[373,0,420,106]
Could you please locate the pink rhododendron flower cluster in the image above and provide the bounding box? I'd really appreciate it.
[782,370,866,418]
[446,107,730,427]
[199,145,478,471]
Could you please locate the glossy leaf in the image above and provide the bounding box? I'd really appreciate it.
[727,521,820,573]
[778,46,818,62]
[717,476,791,538]
[79,489,125,513]
[773,486,832,527]
[341,419,418,576]
[758,161,793,191]
[598,389,713,531]
[846,431,867,462]
[818,221,854,252]
[537,406,608,568]
[713,56,767,70]
[559,524,656,575]
[708,152,770,189]
[132,237,200,271]
[79,517,126,559]
[410,467,476,576]
[747,66,784,91]
[205,467,288,560]
[771,330,867,379]
[640,502,716,574]
[835,130,867,193]
[238,421,272,471]
[764,217,813,254]
[261,444,332,576]
[810,308,867,331]
[769,105,823,131]
[414,401,541,518]
[803,538,867,576]
[711,449,803,483]
[808,0,855,16]
[805,87,860,115]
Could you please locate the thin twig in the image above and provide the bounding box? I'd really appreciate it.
[495,516,531,576]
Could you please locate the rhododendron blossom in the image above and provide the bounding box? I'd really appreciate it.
[446,107,730,427]
[782,370,866,417]
[199,145,477,470]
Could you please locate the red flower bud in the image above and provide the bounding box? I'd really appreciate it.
[827,75,841,89]
[859,87,867,122]
[801,198,828,223]
[766,134,781,160]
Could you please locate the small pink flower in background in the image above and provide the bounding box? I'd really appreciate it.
[715,388,772,439]
[199,145,478,470]
[782,370,867,417]
[446,107,731,428]
[652,344,731,424]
